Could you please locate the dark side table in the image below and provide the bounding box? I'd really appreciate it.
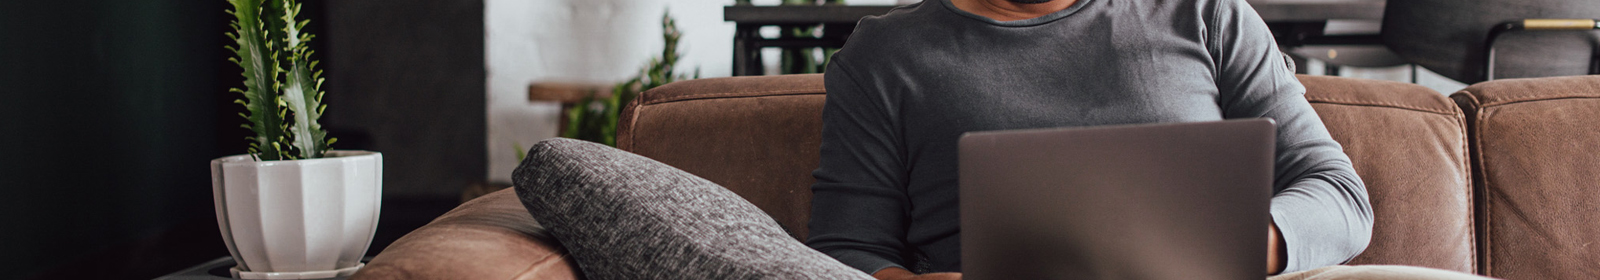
[725,5,896,76]
[153,257,371,280]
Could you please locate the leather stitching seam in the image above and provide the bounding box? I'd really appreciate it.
[508,252,569,280]
[1479,94,1600,107]
[1458,107,1475,274]
[1307,97,1456,115]
[628,105,643,151]
[644,89,821,105]
[1476,105,1494,277]
[1305,98,1459,115]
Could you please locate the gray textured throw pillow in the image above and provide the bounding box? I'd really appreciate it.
[512,138,874,280]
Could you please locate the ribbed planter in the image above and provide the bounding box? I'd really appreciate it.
[210,151,382,279]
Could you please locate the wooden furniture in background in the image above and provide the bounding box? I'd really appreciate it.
[725,1,1389,76]
[527,82,612,136]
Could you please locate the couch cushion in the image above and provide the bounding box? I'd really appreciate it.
[1452,75,1600,279]
[618,74,827,240]
[351,188,579,280]
[1299,75,1475,273]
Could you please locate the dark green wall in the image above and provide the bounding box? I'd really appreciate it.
[0,0,484,279]
[0,0,232,278]
[323,0,487,197]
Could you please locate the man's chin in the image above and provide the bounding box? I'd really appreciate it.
[1004,0,1054,4]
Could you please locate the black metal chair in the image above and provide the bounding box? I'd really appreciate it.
[1382,0,1600,83]
[1482,19,1600,81]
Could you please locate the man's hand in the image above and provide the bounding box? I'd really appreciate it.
[1268,222,1288,274]
[873,267,962,280]
[867,223,1287,278]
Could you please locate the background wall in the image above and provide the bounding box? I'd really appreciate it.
[0,1,232,279]
[325,0,486,198]
[0,0,484,279]
[484,0,897,183]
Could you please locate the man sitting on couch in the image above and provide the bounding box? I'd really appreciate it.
[509,0,1502,279]
[803,0,1484,279]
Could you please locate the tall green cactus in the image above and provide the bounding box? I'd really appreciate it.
[227,0,333,160]
[278,1,330,159]
[227,0,287,160]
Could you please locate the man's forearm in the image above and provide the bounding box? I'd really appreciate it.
[1268,222,1287,274]
[873,267,961,280]
[873,267,915,280]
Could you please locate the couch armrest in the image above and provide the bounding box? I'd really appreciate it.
[352,189,578,280]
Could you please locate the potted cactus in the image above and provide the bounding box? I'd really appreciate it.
[209,0,381,278]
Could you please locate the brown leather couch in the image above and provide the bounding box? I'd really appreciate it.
[351,74,1600,280]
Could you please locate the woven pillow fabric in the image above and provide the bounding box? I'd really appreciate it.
[512,138,873,280]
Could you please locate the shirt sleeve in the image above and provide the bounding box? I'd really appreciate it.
[1209,0,1375,273]
[805,58,915,275]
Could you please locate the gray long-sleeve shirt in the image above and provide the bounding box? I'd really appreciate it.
[805,0,1373,275]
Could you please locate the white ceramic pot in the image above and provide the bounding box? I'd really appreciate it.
[210,151,382,279]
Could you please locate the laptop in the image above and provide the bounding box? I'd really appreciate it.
[958,119,1275,280]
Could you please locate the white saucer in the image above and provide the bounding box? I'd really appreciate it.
[230,263,363,279]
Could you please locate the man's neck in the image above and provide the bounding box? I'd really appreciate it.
[949,0,1080,22]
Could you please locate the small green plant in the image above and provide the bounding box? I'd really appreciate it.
[513,142,527,162]
[226,0,334,160]
[563,12,699,146]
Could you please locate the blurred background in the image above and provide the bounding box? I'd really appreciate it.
[0,0,891,279]
[2,0,482,279]
[6,0,1584,278]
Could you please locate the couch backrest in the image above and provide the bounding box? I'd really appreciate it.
[1452,76,1600,279]
[617,74,1476,272]
[1298,75,1474,273]
[618,74,828,240]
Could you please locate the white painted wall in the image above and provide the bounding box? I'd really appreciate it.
[484,0,900,183]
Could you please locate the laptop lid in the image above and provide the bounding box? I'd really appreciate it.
[958,119,1274,280]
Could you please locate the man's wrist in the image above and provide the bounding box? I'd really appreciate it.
[1268,222,1287,274]
[873,267,916,280]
